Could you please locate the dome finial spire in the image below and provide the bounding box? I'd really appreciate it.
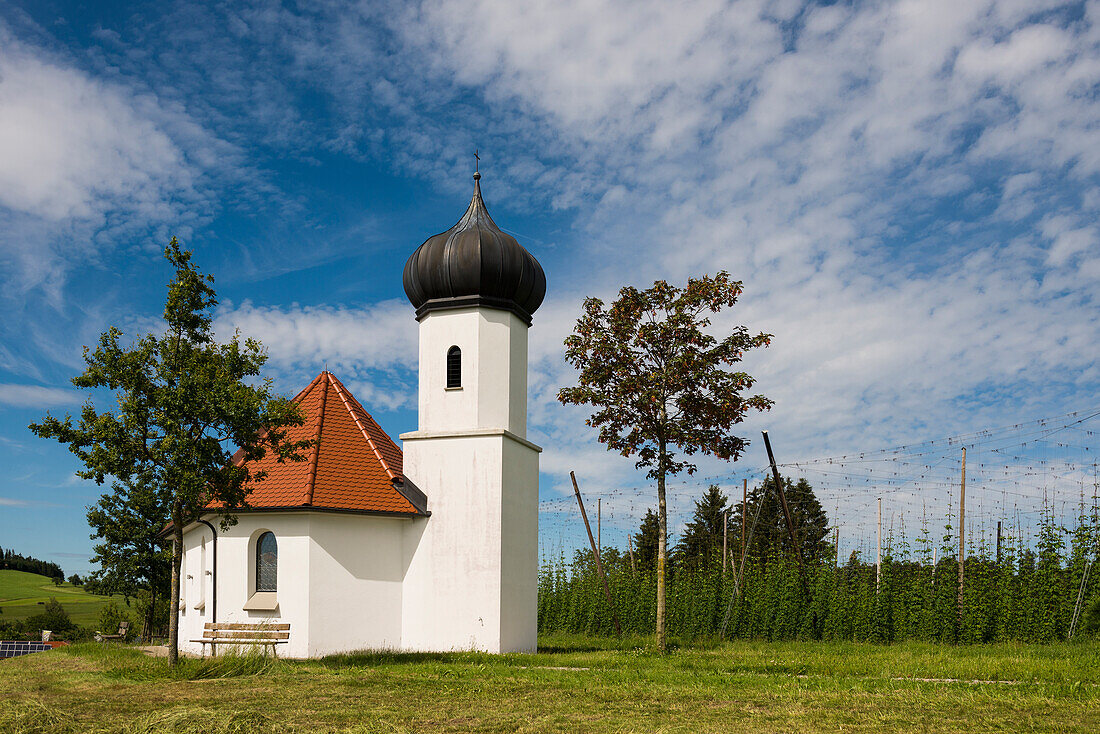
[403,162,546,325]
[473,148,481,181]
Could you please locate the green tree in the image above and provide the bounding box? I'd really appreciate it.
[558,272,772,650]
[675,484,730,570]
[635,509,660,573]
[733,474,831,566]
[30,239,310,665]
[85,475,171,643]
[96,600,130,638]
[25,598,74,636]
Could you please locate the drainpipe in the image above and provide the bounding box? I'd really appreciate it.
[195,518,217,624]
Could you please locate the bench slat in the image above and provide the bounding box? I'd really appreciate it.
[204,632,290,640]
[204,623,290,631]
[191,639,288,645]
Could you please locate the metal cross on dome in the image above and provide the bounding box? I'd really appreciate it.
[474,149,480,174]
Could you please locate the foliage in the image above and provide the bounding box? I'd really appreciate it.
[1083,596,1100,637]
[29,239,312,664]
[86,475,172,642]
[67,574,83,586]
[133,589,170,640]
[558,271,772,649]
[96,601,130,637]
[540,494,1100,645]
[634,509,660,572]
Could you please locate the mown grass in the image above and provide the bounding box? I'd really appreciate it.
[0,635,1098,733]
[0,570,126,627]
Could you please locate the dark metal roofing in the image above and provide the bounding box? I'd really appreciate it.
[402,173,546,325]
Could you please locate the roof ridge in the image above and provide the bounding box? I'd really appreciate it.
[305,372,329,506]
[230,372,326,469]
[326,373,400,482]
[338,381,402,460]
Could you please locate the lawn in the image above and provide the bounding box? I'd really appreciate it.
[1,635,1098,733]
[0,570,125,627]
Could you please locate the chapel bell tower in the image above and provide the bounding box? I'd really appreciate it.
[399,170,545,653]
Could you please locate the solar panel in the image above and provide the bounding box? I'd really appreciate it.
[0,641,53,659]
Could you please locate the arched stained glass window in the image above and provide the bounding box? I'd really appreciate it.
[446,346,461,388]
[256,532,277,592]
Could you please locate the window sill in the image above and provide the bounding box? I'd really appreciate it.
[243,591,279,611]
[444,386,463,391]
[192,600,206,611]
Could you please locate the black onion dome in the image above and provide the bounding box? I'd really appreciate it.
[403,174,546,325]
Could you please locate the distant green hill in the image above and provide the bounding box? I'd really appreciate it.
[0,569,125,627]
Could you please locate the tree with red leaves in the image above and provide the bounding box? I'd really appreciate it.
[558,271,773,650]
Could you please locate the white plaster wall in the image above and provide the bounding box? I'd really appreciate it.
[307,513,407,655]
[498,437,540,652]
[401,432,540,653]
[180,512,409,658]
[403,304,540,653]
[401,435,504,652]
[180,514,310,658]
[178,524,214,655]
[417,308,528,437]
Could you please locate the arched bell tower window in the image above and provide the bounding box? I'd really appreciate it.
[256,532,277,592]
[446,346,462,389]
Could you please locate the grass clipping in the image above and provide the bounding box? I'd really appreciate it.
[0,647,290,734]
[0,700,271,734]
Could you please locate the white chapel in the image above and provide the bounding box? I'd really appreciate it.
[175,172,546,657]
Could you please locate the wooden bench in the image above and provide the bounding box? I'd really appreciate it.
[192,623,290,657]
[96,620,130,643]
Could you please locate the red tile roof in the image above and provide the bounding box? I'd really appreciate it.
[225,372,424,516]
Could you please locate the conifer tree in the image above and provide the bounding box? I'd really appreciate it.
[733,474,831,565]
[674,485,730,570]
[635,509,661,573]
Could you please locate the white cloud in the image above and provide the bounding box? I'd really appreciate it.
[390,0,1100,542]
[0,44,184,221]
[9,0,1096,549]
[0,383,81,409]
[0,25,234,298]
[214,300,419,412]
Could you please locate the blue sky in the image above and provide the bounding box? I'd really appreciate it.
[1,0,1098,575]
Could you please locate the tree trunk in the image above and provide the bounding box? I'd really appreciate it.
[168,522,183,666]
[656,441,668,652]
[144,585,156,644]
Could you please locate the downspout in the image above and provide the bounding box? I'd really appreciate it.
[196,518,217,624]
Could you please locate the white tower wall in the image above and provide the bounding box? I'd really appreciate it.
[401,306,540,652]
[415,307,529,436]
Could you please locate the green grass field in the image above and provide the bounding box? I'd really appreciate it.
[1,635,1098,733]
[0,569,124,627]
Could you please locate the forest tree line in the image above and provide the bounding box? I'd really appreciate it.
[0,546,64,580]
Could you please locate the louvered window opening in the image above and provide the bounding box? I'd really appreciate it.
[256,532,278,592]
[446,346,461,388]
